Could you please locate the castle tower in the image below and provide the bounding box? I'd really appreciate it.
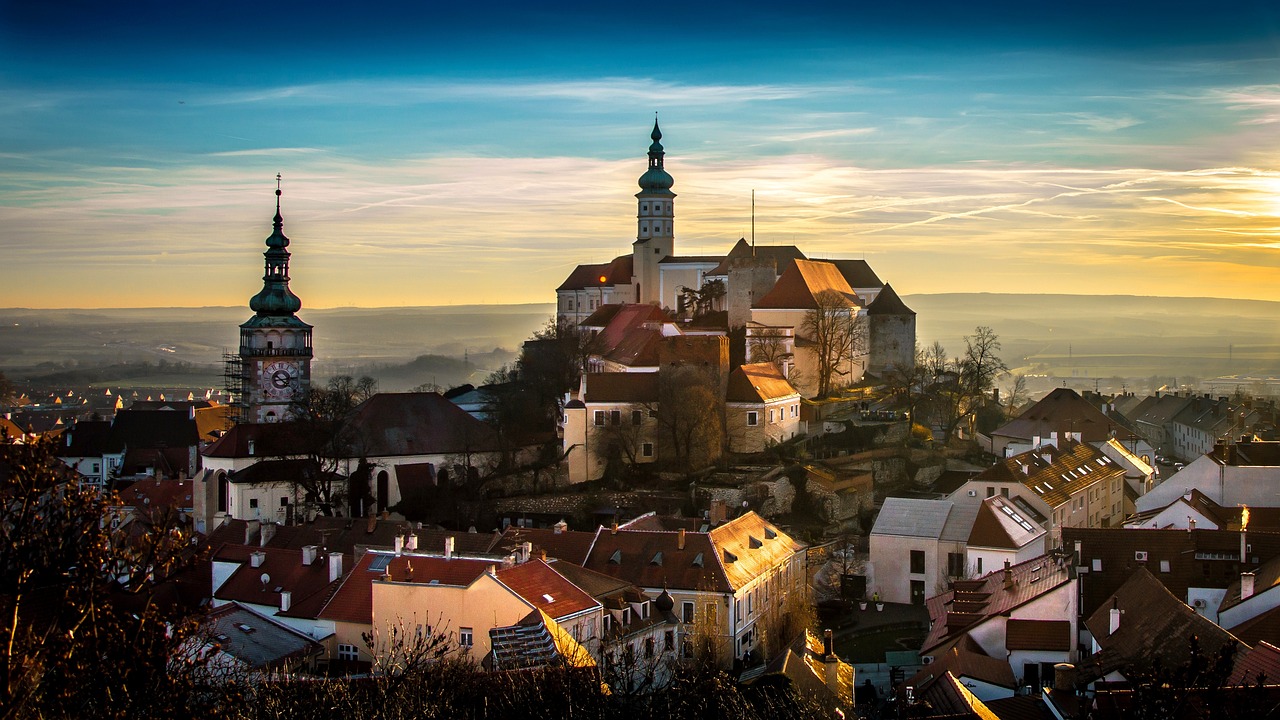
[633,119,676,305]
[239,176,313,422]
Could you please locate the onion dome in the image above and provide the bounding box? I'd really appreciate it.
[654,586,675,613]
[249,176,304,316]
[637,118,675,193]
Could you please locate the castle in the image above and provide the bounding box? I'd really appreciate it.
[556,121,916,397]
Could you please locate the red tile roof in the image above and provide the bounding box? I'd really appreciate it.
[726,362,800,404]
[214,546,348,616]
[584,527,731,593]
[495,526,596,565]
[754,259,859,310]
[1005,619,1071,652]
[709,512,806,591]
[582,373,660,404]
[495,559,600,620]
[347,392,503,456]
[118,478,193,512]
[556,255,633,292]
[993,388,1139,445]
[202,421,311,459]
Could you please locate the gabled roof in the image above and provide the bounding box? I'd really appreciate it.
[495,525,596,565]
[117,478,193,512]
[201,603,323,670]
[59,420,111,457]
[903,635,1016,695]
[556,255,633,292]
[495,559,601,620]
[226,457,327,486]
[726,362,800,404]
[993,388,1139,445]
[583,526,730,593]
[706,239,806,277]
[203,421,311,459]
[545,559,636,599]
[104,409,200,453]
[592,303,674,359]
[872,497,978,543]
[582,373,660,404]
[1080,566,1244,683]
[214,546,350,617]
[709,512,806,592]
[749,629,853,710]
[1219,551,1280,615]
[991,438,1125,508]
[967,496,1046,550]
[753,259,859,310]
[579,303,624,329]
[810,258,884,290]
[921,554,1073,655]
[347,392,503,456]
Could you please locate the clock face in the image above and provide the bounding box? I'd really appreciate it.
[262,360,300,399]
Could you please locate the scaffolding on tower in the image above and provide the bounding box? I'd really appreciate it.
[222,352,247,428]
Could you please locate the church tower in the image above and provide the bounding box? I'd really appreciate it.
[238,176,313,423]
[633,119,675,305]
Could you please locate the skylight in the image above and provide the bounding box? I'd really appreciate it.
[542,593,554,603]
[609,550,622,564]
[369,555,392,573]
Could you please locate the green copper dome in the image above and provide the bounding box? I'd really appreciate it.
[248,184,304,316]
[638,119,674,193]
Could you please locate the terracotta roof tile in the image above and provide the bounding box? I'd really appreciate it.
[495,559,601,620]
[582,373,660,404]
[708,512,806,592]
[726,362,800,404]
[993,388,1139,445]
[1005,619,1071,651]
[754,259,859,310]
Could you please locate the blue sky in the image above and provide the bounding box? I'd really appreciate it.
[2,1,1280,307]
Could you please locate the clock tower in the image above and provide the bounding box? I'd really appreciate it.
[239,176,313,423]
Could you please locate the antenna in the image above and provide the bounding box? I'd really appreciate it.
[751,189,756,256]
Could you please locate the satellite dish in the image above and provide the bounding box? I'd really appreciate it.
[260,573,271,588]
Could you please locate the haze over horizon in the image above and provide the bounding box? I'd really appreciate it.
[3,2,1280,309]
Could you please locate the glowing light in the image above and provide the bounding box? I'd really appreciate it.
[1242,505,1251,532]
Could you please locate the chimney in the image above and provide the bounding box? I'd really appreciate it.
[394,535,404,555]
[1109,603,1121,635]
[245,519,261,545]
[1003,560,1014,590]
[444,536,455,561]
[328,553,343,582]
[678,528,686,550]
[189,406,196,420]
[1054,663,1077,693]
[250,550,265,568]
[1242,572,1256,600]
[260,522,277,547]
[247,439,255,456]
[520,541,533,564]
[405,533,418,552]
[302,545,318,566]
[1188,518,1195,531]
[710,499,728,525]
[611,522,618,535]
[822,628,846,703]
[823,628,834,657]
[553,519,567,534]
[405,560,413,582]
[280,589,292,613]
[1033,434,1041,449]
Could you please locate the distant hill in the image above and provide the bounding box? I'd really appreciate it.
[5,295,1280,393]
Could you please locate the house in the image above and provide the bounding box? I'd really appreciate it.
[58,419,112,487]
[582,511,807,667]
[1169,395,1260,462]
[868,497,979,604]
[561,373,660,483]
[742,629,854,716]
[368,553,603,668]
[1136,438,1280,512]
[989,387,1151,460]
[580,303,680,373]
[188,603,324,681]
[1123,488,1280,531]
[919,552,1078,691]
[1063,525,1280,627]
[211,544,348,645]
[965,495,1049,578]
[900,635,1016,703]
[725,362,803,453]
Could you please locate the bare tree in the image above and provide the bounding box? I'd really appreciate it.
[747,327,794,374]
[655,366,724,473]
[800,290,862,398]
[288,374,379,516]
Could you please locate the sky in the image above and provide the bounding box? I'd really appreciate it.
[2,1,1280,309]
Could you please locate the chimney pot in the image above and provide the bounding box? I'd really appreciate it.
[280,589,291,612]
[444,536,455,560]
[394,535,404,555]
[405,533,418,551]
[250,550,265,568]
[328,553,343,582]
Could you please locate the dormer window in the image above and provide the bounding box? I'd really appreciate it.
[650,552,663,566]
[609,550,622,564]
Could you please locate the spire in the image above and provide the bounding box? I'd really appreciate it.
[249,175,303,316]
[638,117,674,193]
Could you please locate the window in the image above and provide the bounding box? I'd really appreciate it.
[682,601,695,624]
[977,557,983,575]
[594,411,605,426]
[1160,560,1171,573]
[664,629,675,651]
[910,550,925,574]
[645,637,655,658]
[459,627,473,647]
[986,486,995,498]
[748,592,753,616]
[768,410,775,423]
[249,498,259,509]
[948,552,965,578]
[1092,558,1102,572]
[642,443,654,458]
[610,410,621,426]
[91,462,100,474]
[747,412,758,426]
[337,643,359,662]
[632,409,643,425]
[280,496,289,507]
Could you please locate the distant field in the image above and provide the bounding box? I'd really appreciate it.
[5,295,1280,395]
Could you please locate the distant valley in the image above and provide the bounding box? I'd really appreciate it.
[3,294,1280,396]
